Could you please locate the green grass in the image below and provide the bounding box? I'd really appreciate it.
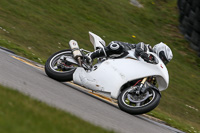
[0,85,113,133]
[0,0,200,132]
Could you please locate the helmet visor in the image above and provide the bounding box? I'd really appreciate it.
[159,51,169,65]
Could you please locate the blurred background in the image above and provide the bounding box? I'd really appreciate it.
[178,0,200,56]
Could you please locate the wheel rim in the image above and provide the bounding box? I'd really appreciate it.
[49,51,78,73]
[122,87,156,108]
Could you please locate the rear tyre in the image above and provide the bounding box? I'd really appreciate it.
[118,87,161,115]
[45,49,77,82]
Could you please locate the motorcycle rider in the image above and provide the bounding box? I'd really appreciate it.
[85,41,173,65]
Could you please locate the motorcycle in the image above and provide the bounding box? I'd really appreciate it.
[45,32,169,115]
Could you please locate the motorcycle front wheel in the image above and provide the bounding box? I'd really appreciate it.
[45,49,78,82]
[118,87,161,115]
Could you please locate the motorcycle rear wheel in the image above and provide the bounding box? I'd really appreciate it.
[118,87,161,115]
[45,49,77,82]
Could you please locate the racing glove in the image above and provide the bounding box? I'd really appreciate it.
[141,53,153,63]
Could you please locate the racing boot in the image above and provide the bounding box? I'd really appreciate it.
[85,49,106,63]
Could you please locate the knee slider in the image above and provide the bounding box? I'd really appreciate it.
[110,43,120,50]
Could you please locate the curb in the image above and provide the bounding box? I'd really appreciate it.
[0,46,15,54]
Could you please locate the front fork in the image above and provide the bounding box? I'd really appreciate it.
[135,77,147,95]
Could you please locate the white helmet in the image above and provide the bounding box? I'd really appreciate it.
[153,42,173,64]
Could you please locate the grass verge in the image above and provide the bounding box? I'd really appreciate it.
[0,85,113,133]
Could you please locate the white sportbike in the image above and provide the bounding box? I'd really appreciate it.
[45,32,169,115]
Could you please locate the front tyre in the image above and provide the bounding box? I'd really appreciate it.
[45,49,78,82]
[118,87,161,115]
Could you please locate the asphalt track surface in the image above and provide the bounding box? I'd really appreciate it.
[0,49,184,133]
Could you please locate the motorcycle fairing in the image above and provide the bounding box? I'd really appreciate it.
[89,32,106,50]
[73,57,169,99]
